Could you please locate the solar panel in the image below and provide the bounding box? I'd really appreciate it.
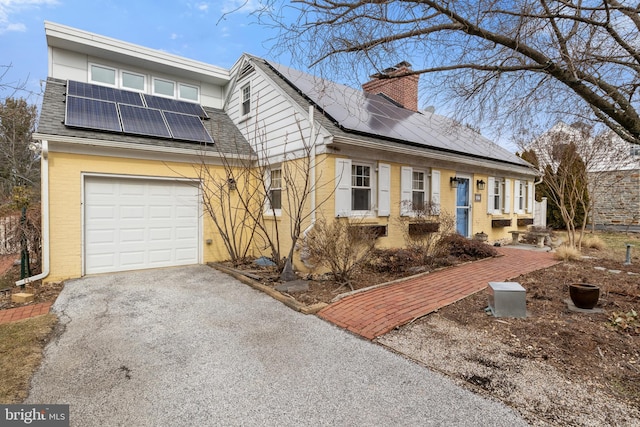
[119,104,172,138]
[163,111,213,143]
[144,94,208,118]
[65,96,122,132]
[268,61,532,167]
[67,80,144,106]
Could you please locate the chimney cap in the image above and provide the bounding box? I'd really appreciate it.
[373,61,413,78]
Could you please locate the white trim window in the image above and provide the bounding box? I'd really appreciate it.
[89,64,117,86]
[241,84,251,116]
[121,71,145,92]
[153,78,176,98]
[401,166,440,216]
[412,171,426,210]
[269,169,282,211]
[515,180,526,213]
[488,177,503,214]
[351,164,372,212]
[179,83,199,102]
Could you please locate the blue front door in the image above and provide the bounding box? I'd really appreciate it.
[456,178,470,237]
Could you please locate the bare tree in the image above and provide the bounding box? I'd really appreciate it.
[257,1,640,144]
[185,110,334,273]
[0,97,39,203]
[524,122,636,248]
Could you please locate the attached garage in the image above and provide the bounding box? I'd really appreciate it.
[84,175,200,275]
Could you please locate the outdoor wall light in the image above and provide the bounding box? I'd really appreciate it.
[227,177,237,191]
[476,179,486,190]
[450,176,460,188]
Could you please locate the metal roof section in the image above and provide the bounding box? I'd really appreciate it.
[265,61,532,168]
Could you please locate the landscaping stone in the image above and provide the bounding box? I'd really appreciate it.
[275,280,309,293]
[11,293,34,303]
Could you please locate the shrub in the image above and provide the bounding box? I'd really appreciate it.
[554,245,582,261]
[394,203,456,264]
[437,233,498,261]
[365,248,423,274]
[303,219,378,286]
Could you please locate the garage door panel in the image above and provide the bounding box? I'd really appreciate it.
[86,206,116,220]
[85,177,200,274]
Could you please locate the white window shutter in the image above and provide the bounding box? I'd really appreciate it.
[430,169,441,215]
[504,178,512,214]
[487,177,495,214]
[400,166,413,216]
[527,180,534,214]
[264,169,271,210]
[335,158,351,217]
[514,179,521,213]
[378,163,391,217]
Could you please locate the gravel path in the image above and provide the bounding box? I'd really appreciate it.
[378,315,640,427]
[27,265,528,426]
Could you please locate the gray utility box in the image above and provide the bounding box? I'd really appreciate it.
[488,282,526,318]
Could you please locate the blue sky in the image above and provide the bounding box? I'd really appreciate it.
[0,0,289,104]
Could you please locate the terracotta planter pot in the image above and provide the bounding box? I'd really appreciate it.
[569,283,600,309]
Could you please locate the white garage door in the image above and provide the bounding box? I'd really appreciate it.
[84,176,200,274]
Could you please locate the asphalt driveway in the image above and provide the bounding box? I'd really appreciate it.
[26,265,527,426]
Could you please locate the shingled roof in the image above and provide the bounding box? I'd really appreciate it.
[36,78,254,158]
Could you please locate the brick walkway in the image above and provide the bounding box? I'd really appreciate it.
[318,247,560,340]
[0,302,53,325]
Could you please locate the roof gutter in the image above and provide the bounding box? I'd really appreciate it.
[16,141,50,286]
[333,135,539,176]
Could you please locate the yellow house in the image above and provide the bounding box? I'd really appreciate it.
[27,22,538,284]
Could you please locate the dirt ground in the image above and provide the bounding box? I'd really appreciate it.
[378,253,640,426]
[0,255,64,311]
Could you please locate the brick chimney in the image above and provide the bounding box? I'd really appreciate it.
[362,61,419,111]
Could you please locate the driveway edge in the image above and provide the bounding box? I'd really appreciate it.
[208,263,327,315]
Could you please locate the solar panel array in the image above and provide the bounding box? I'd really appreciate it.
[64,80,213,144]
[268,62,531,167]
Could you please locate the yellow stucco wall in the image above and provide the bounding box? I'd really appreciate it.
[46,151,230,282]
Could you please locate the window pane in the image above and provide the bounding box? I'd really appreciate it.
[352,189,371,211]
[179,84,199,101]
[412,191,425,210]
[122,72,144,91]
[412,172,424,190]
[270,189,282,210]
[91,65,116,85]
[241,85,251,115]
[154,79,175,96]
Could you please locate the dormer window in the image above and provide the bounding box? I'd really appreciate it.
[153,78,175,98]
[241,84,251,116]
[89,64,116,86]
[122,71,145,92]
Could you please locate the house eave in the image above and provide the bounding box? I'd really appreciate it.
[332,135,539,176]
[33,133,255,162]
[45,21,230,86]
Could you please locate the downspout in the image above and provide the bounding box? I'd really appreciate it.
[303,105,317,236]
[16,140,49,286]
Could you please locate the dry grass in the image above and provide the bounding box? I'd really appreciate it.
[0,314,57,403]
[583,235,608,250]
[554,245,582,261]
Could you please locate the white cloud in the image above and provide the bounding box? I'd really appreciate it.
[0,0,58,34]
[220,0,264,14]
[170,33,179,40]
[196,2,208,12]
